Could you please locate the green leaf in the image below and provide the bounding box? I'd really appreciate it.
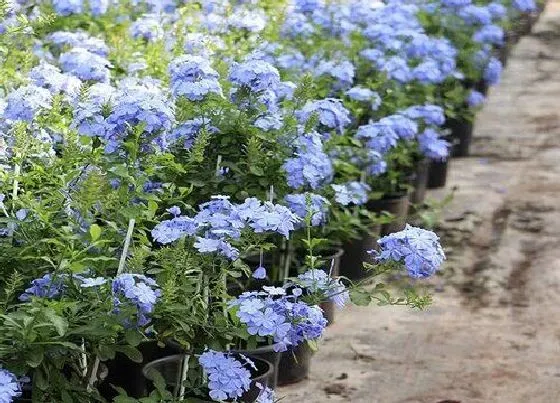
[124,330,144,347]
[89,224,102,242]
[26,349,44,368]
[98,344,116,361]
[44,309,68,336]
[350,289,372,306]
[115,345,143,363]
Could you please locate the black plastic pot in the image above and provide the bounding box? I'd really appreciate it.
[143,354,273,402]
[367,193,409,236]
[427,159,449,189]
[99,341,181,400]
[409,158,430,206]
[339,224,380,281]
[277,343,313,386]
[317,248,344,326]
[446,117,474,157]
[233,345,281,390]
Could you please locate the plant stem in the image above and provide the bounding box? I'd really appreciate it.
[117,218,136,275]
[178,354,190,399]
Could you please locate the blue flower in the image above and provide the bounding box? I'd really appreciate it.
[59,48,111,82]
[331,182,370,206]
[0,369,21,402]
[4,85,52,122]
[345,87,377,102]
[441,0,472,7]
[314,60,355,89]
[252,266,267,279]
[80,277,107,288]
[167,206,181,216]
[15,209,27,221]
[168,118,217,149]
[52,0,82,16]
[103,79,174,153]
[281,12,315,38]
[467,90,485,107]
[284,193,330,226]
[169,55,222,101]
[484,57,502,85]
[29,62,82,102]
[151,216,198,244]
[229,60,280,93]
[112,274,161,327]
[473,25,504,46]
[488,3,507,20]
[130,14,165,42]
[254,114,283,131]
[513,0,537,12]
[293,0,325,14]
[458,5,492,25]
[296,99,351,133]
[256,383,275,403]
[228,7,267,33]
[19,274,65,301]
[356,123,399,154]
[229,289,326,352]
[379,115,418,140]
[198,350,252,401]
[47,31,109,56]
[283,132,334,189]
[418,129,449,161]
[376,224,445,278]
[402,105,446,126]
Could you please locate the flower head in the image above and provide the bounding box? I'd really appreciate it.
[376,224,445,278]
[198,351,252,401]
[0,369,21,402]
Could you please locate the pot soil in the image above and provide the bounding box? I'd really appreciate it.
[367,193,409,236]
[277,343,314,386]
[143,354,273,402]
[427,159,449,189]
[339,224,380,281]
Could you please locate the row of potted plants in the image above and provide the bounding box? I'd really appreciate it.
[0,0,543,401]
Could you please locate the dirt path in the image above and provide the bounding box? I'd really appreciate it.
[279,3,560,402]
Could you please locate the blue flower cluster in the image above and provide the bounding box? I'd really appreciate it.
[52,0,110,16]
[130,14,165,42]
[73,79,174,153]
[284,193,330,226]
[418,129,449,161]
[111,273,161,327]
[46,31,109,56]
[376,224,446,278]
[19,273,65,301]
[296,98,351,134]
[198,350,252,402]
[283,132,333,190]
[229,59,281,93]
[3,85,52,123]
[0,369,21,403]
[169,55,222,101]
[467,90,485,107]
[331,182,370,206]
[230,288,327,352]
[152,197,299,259]
[29,62,82,103]
[59,48,111,82]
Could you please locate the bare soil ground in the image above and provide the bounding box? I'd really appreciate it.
[279,2,560,402]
